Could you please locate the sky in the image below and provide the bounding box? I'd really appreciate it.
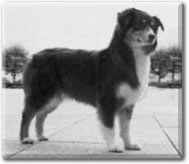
[2,1,181,55]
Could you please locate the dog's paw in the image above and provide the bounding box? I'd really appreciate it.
[108,145,124,153]
[38,136,48,141]
[21,137,34,144]
[125,143,141,151]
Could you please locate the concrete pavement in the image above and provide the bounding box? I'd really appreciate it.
[1,88,183,159]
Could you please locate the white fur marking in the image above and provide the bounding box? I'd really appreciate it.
[119,111,131,146]
[147,27,156,37]
[117,49,151,107]
[99,123,123,152]
[119,106,141,150]
[100,123,116,150]
[22,137,34,144]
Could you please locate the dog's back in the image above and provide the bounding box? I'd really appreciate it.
[24,48,100,109]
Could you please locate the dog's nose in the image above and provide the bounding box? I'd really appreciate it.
[148,34,155,42]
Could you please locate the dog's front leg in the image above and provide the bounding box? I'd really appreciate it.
[100,122,123,153]
[98,109,123,153]
[119,105,141,150]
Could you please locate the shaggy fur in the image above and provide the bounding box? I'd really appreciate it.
[20,8,163,152]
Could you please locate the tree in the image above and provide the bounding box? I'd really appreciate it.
[166,47,182,83]
[151,46,182,85]
[151,49,170,83]
[2,45,28,84]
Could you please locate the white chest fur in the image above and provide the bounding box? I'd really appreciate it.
[117,50,151,108]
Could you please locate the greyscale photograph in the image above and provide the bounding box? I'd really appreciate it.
[2,1,183,159]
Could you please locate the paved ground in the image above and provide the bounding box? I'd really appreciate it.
[2,87,183,159]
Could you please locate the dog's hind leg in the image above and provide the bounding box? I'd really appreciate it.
[35,95,62,141]
[20,105,37,144]
[118,105,140,150]
[35,111,49,141]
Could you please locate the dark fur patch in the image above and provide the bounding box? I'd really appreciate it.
[24,41,139,128]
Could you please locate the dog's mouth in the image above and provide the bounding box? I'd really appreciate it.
[142,40,157,54]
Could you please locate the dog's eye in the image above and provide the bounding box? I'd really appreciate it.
[150,22,158,29]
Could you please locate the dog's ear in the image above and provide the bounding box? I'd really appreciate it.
[153,16,164,31]
[118,10,135,28]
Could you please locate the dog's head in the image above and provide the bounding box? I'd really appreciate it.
[117,8,164,54]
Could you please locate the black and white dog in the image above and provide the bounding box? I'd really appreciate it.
[20,8,164,152]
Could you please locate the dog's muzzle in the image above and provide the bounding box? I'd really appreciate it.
[142,40,157,54]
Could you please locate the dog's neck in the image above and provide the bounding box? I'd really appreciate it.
[107,29,139,88]
[107,27,152,89]
[108,29,135,66]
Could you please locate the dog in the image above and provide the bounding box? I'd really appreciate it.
[20,8,164,152]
